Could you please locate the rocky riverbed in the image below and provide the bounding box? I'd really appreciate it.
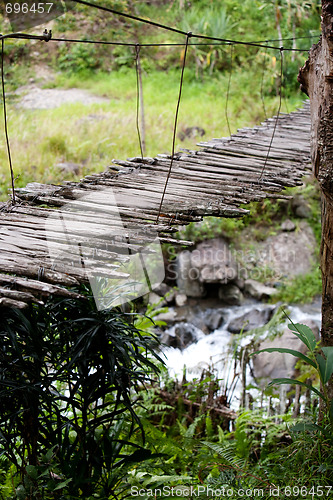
[143,217,321,408]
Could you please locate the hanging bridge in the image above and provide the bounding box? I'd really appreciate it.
[0,102,311,308]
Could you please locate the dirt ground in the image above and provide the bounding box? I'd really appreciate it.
[15,84,109,109]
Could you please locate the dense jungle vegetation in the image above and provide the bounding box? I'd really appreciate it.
[0,1,332,499]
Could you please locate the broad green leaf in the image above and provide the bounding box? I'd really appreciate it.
[291,422,331,439]
[54,478,72,491]
[291,422,321,433]
[41,445,57,463]
[288,323,317,351]
[252,348,316,368]
[267,378,324,399]
[321,347,333,382]
[26,465,38,480]
[322,346,333,356]
[316,353,333,384]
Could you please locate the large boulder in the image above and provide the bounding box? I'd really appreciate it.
[218,283,243,305]
[228,306,274,334]
[252,319,320,387]
[244,279,277,300]
[177,238,238,297]
[202,308,225,331]
[255,221,317,278]
[176,251,206,297]
[160,322,204,350]
[291,195,312,219]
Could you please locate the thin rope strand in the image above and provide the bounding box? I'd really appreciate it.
[259,48,284,181]
[1,39,15,203]
[225,43,233,137]
[135,44,144,161]
[260,42,268,121]
[156,32,191,224]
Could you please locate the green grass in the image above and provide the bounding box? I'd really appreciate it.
[271,267,322,304]
[0,66,305,199]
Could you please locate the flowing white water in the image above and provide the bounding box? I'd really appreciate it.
[161,301,322,409]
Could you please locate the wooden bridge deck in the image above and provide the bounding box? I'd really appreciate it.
[0,102,311,308]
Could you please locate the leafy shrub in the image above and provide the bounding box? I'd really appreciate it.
[0,291,163,498]
[57,43,100,73]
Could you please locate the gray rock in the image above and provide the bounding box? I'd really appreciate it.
[176,238,237,297]
[174,306,209,334]
[153,308,177,324]
[161,322,204,349]
[154,283,176,303]
[218,283,244,305]
[281,219,296,232]
[176,251,206,298]
[252,319,319,387]
[148,292,166,306]
[154,283,172,297]
[291,196,312,219]
[203,308,225,331]
[235,278,245,290]
[244,279,277,300]
[228,307,274,334]
[255,221,316,278]
[175,293,187,307]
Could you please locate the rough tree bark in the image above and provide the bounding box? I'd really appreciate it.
[298,0,333,400]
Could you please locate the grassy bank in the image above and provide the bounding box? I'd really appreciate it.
[0,66,305,199]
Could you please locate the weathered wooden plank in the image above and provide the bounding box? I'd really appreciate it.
[0,273,84,298]
[0,287,44,304]
[0,297,28,309]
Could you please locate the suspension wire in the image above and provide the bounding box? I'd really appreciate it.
[0,30,52,42]
[280,50,289,114]
[0,30,51,204]
[70,0,185,36]
[0,30,312,52]
[69,1,311,52]
[1,39,15,203]
[225,43,233,137]
[135,44,144,161]
[259,48,284,181]
[251,33,320,44]
[191,33,307,51]
[51,37,233,47]
[156,32,192,224]
[49,37,313,49]
[260,41,268,121]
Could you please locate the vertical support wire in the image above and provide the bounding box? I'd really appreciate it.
[225,43,234,137]
[260,41,268,121]
[1,38,15,204]
[259,47,284,181]
[135,43,144,161]
[156,32,191,224]
[281,49,289,114]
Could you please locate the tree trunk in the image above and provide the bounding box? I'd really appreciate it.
[298,0,333,400]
